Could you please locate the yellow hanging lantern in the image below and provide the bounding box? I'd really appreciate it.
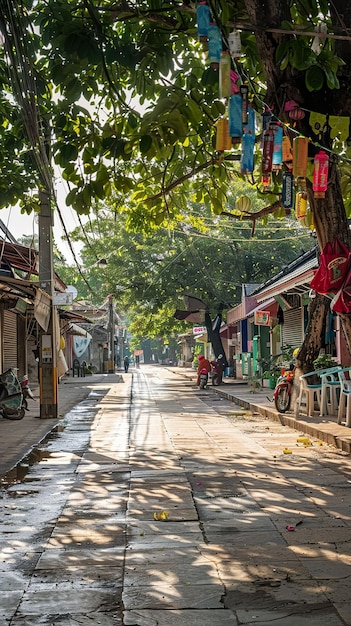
[216,118,232,152]
[295,191,307,220]
[293,137,309,178]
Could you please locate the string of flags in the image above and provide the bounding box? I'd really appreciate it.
[196,2,350,228]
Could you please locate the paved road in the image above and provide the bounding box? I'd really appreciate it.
[1,366,350,625]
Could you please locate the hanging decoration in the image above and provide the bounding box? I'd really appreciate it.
[241,131,255,173]
[282,135,293,169]
[292,136,309,178]
[208,22,222,69]
[261,124,274,175]
[282,172,294,209]
[228,30,241,59]
[229,93,242,143]
[313,150,329,198]
[272,122,283,170]
[196,2,211,45]
[309,112,327,139]
[240,84,249,125]
[329,116,350,142]
[219,51,231,99]
[216,117,232,152]
[295,189,307,221]
[230,70,240,95]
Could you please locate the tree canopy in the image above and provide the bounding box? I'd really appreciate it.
[0,0,349,228]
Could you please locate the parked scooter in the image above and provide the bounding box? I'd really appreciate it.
[273,363,295,413]
[199,367,209,389]
[20,375,35,411]
[0,369,25,420]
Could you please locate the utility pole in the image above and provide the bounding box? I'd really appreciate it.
[108,295,115,373]
[38,188,58,418]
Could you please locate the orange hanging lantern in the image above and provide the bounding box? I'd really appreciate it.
[313,150,329,198]
[216,118,232,152]
[293,137,309,178]
[282,136,293,167]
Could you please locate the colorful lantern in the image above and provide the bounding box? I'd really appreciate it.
[240,84,249,125]
[295,191,307,220]
[293,137,309,178]
[261,174,271,190]
[244,105,255,134]
[208,22,222,68]
[241,132,255,173]
[282,136,293,167]
[289,106,305,122]
[313,150,329,198]
[282,172,294,209]
[216,118,232,152]
[196,2,211,44]
[262,125,274,175]
[228,30,241,59]
[272,122,283,169]
[219,51,231,99]
[230,70,240,95]
[229,94,242,143]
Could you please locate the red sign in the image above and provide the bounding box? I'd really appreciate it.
[254,311,271,326]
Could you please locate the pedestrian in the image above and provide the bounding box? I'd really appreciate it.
[196,354,211,386]
[124,355,130,373]
[211,358,223,385]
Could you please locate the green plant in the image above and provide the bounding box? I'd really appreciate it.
[313,354,339,371]
[258,355,282,380]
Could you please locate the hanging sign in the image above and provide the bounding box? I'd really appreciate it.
[254,311,271,326]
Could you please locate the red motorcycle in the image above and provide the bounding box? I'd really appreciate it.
[273,364,295,413]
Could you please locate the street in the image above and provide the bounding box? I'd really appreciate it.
[1,365,351,625]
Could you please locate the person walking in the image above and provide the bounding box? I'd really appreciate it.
[124,355,130,373]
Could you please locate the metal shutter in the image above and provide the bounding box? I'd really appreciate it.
[3,310,17,372]
[281,308,303,350]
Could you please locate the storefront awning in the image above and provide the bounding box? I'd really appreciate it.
[61,321,92,339]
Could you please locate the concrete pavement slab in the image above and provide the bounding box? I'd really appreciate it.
[123,608,238,625]
[122,583,224,610]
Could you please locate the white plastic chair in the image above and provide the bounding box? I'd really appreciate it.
[319,366,342,417]
[337,368,351,427]
[295,370,323,418]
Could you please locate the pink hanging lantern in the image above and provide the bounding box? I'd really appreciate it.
[313,150,329,198]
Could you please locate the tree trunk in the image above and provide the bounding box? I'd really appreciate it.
[243,0,351,368]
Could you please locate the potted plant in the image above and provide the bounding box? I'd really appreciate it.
[313,354,339,371]
[258,355,282,389]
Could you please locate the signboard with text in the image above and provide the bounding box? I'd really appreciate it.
[254,311,271,326]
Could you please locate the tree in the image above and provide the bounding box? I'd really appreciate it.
[56,200,313,345]
[0,1,350,369]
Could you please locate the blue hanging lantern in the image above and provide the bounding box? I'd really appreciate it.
[196,2,211,43]
[272,123,283,169]
[229,94,242,143]
[208,22,222,68]
[244,105,255,134]
[241,132,255,173]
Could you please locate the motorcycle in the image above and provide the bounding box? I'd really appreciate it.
[20,375,35,411]
[0,369,26,420]
[199,367,209,389]
[273,364,295,413]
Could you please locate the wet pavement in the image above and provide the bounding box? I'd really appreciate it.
[0,366,351,624]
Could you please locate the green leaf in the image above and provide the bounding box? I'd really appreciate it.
[140,135,152,154]
[305,66,324,92]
